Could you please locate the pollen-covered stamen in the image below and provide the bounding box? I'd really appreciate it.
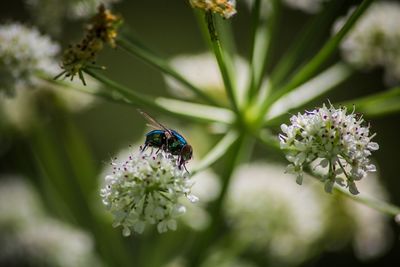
[279,103,379,195]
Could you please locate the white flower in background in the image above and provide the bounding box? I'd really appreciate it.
[0,177,102,267]
[189,0,237,19]
[279,103,379,195]
[165,53,248,105]
[0,23,59,95]
[25,0,121,35]
[225,163,327,265]
[0,78,98,132]
[100,149,198,236]
[180,169,221,230]
[284,0,328,14]
[344,173,392,260]
[0,177,44,225]
[335,2,400,84]
[244,0,328,14]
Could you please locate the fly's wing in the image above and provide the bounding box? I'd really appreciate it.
[138,109,173,136]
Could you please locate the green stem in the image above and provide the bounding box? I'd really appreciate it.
[258,0,375,123]
[339,87,400,117]
[205,12,239,113]
[257,131,400,218]
[187,133,251,267]
[116,36,219,106]
[247,0,280,103]
[191,130,239,176]
[80,69,233,124]
[334,186,400,216]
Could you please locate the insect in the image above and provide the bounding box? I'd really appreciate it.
[138,110,193,171]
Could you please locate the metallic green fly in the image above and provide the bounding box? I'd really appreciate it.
[139,110,193,171]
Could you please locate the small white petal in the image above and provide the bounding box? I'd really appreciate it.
[367,142,379,151]
[324,180,335,193]
[167,219,177,231]
[348,181,360,195]
[122,227,131,237]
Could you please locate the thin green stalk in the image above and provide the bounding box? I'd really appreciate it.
[258,0,375,123]
[204,12,239,113]
[82,69,233,124]
[339,87,400,117]
[187,133,252,267]
[257,131,400,218]
[191,130,239,176]
[116,36,219,106]
[334,185,400,216]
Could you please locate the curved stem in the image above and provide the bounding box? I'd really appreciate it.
[191,130,239,176]
[116,36,220,106]
[257,130,400,218]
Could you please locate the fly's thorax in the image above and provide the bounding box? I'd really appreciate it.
[167,136,183,155]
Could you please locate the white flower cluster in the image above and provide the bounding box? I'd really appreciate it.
[0,177,102,267]
[189,0,237,19]
[279,103,379,195]
[0,23,60,95]
[101,150,198,236]
[245,0,328,15]
[225,163,326,265]
[336,2,400,84]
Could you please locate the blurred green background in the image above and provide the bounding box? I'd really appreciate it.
[1,0,400,266]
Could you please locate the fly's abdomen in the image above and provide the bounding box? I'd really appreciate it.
[145,130,166,148]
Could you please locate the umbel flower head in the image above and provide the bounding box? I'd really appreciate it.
[0,23,59,96]
[279,103,379,195]
[100,149,198,236]
[335,2,400,84]
[56,4,122,85]
[189,0,237,19]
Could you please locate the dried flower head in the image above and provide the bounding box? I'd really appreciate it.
[279,103,379,195]
[100,149,198,236]
[189,0,237,19]
[335,2,400,84]
[0,23,59,96]
[56,4,122,85]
